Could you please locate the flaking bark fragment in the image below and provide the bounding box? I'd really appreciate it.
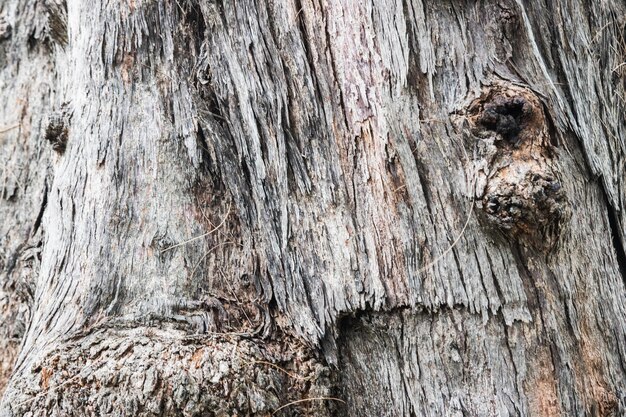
[43,104,71,154]
[0,15,11,41]
[44,0,68,47]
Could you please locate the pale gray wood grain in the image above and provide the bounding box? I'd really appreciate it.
[0,0,625,415]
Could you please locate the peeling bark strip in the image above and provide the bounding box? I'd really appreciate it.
[0,0,625,416]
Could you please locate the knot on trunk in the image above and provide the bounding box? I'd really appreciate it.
[465,84,570,251]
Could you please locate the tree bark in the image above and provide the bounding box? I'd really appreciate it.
[1,0,625,416]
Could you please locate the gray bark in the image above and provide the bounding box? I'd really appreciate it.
[1,0,625,416]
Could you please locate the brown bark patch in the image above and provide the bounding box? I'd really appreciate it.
[120,52,135,84]
[191,347,205,369]
[0,346,17,397]
[524,347,561,417]
[577,324,619,416]
[40,367,53,390]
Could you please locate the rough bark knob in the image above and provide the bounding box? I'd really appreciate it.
[467,84,570,251]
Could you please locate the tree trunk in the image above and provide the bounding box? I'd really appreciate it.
[1,0,625,415]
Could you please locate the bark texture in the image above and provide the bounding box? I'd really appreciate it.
[1,0,625,416]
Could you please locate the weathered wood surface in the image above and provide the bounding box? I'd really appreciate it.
[0,0,625,416]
